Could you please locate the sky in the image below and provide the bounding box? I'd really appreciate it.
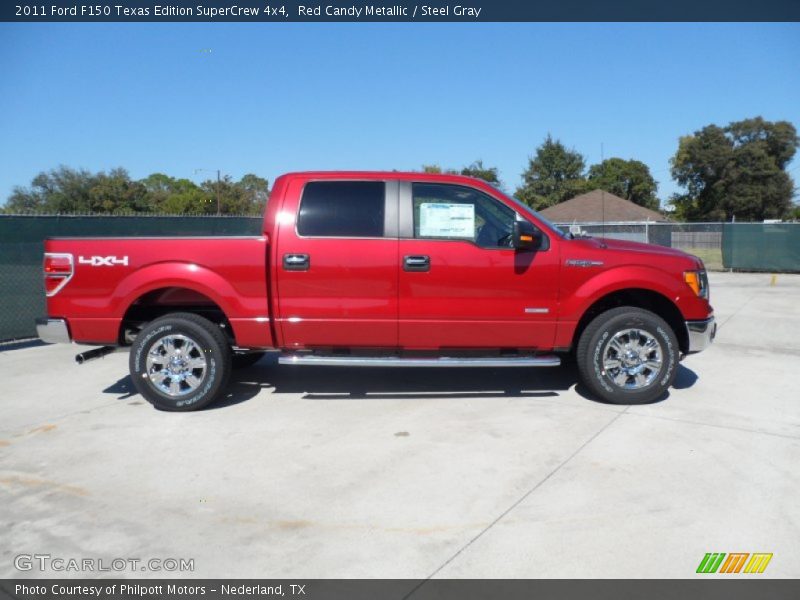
[1,22,799,207]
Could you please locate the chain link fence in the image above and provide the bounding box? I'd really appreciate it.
[2,215,799,342]
[0,215,262,342]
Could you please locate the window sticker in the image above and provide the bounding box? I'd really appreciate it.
[419,203,475,238]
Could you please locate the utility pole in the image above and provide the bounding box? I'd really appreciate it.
[601,142,605,240]
[216,169,221,216]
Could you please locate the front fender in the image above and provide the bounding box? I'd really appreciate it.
[560,265,688,322]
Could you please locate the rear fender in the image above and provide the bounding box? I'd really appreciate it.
[114,262,245,320]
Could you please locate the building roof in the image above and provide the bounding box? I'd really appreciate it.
[539,189,669,223]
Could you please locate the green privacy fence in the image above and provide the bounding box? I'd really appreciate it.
[0,215,262,342]
[722,223,800,272]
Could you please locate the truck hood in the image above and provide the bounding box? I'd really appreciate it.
[570,236,701,265]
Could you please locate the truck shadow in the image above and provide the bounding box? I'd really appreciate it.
[0,339,47,353]
[103,353,698,409]
[216,354,698,409]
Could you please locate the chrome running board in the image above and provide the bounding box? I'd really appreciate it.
[278,355,561,368]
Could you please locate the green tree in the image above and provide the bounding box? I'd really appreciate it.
[200,175,267,215]
[88,168,149,213]
[587,158,659,210]
[5,166,95,213]
[515,135,588,210]
[421,164,458,175]
[460,160,500,186]
[670,117,798,221]
[141,173,212,214]
[163,179,212,214]
[5,166,149,213]
[238,174,270,214]
[3,167,272,215]
[141,172,177,210]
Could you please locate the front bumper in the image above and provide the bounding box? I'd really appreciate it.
[35,318,71,344]
[685,316,716,353]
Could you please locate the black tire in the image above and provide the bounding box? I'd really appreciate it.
[232,351,266,369]
[129,312,232,411]
[576,306,679,405]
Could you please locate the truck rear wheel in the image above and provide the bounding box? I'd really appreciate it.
[576,307,679,405]
[129,312,231,411]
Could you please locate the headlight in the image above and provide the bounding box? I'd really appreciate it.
[684,270,709,299]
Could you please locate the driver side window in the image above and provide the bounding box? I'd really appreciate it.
[412,183,517,249]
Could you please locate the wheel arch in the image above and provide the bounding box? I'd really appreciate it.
[572,288,689,355]
[119,286,236,346]
[113,262,247,346]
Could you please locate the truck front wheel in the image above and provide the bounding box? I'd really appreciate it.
[129,312,232,411]
[576,307,679,405]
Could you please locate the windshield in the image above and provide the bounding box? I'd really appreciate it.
[499,191,569,239]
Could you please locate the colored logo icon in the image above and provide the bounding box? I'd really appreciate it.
[697,553,773,574]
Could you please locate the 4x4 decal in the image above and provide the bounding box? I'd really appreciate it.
[78,256,129,267]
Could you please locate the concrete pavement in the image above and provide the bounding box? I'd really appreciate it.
[1,272,798,579]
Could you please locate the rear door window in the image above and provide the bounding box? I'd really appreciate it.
[298,181,385,237]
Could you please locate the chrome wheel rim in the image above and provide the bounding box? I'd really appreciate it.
[602,328,663,390]
[145,334,207,397]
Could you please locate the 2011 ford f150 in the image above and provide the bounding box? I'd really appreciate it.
[36,171,716,411]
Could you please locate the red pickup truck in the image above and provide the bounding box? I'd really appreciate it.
[37,171,715,411]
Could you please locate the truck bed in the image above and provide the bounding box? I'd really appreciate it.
[44,236,272,347]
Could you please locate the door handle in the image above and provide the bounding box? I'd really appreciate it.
[403,255,430,272]
[283,253,310,271]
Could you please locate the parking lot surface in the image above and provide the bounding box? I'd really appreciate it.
[1,272,799,579]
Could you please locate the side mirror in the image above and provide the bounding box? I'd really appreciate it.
[512,220,540,250]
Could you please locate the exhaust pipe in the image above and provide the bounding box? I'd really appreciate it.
[75,346,117,364]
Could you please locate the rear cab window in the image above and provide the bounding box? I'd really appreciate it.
[297,181,386,237]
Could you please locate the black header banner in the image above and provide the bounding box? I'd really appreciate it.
[3,580,800,600]
[3,0,800,22]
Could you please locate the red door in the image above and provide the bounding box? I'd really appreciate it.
[275,179,399,349]
[398,182,559,350]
